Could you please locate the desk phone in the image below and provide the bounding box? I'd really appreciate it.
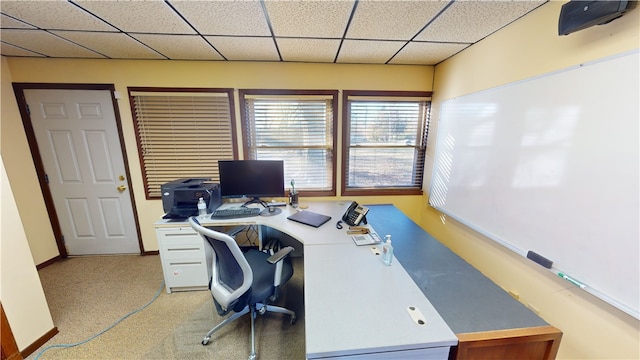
[342,202,369,226]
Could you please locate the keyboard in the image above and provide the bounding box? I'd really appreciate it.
[211,207,261,219]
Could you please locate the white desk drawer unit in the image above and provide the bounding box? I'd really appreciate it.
[156,226,209,293]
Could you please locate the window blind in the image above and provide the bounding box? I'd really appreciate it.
[241,92,336,194]
[344,92,430,194]
[130,90,234,198]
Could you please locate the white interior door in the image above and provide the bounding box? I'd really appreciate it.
[25,89,139,255]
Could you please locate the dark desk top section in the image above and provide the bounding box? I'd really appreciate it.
[366,204,548,334]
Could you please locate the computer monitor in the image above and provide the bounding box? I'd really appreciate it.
[218,160,285,205]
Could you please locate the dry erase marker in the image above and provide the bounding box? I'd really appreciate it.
[558,272,585,289]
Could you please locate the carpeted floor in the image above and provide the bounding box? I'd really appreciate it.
[28,254,305,360]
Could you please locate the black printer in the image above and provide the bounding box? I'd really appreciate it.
[161,178,222,219]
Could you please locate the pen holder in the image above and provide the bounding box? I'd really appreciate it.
[289,191,299,208]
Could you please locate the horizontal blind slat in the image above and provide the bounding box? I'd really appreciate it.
[133,90,234,198]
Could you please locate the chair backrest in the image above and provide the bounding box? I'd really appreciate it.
[188,217,253,310]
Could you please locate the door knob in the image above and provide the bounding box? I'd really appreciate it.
[117,185,127,192]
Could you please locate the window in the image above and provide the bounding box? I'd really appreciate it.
[240,90,338,196]
[129,88,236,199]
[342,90,431,196]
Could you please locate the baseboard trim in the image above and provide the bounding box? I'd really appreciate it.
[20,326,58,359]
[36,256,62,270]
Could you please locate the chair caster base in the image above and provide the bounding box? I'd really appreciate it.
[248,353,256,360]
[202,337,210,346]
[290,315,297,325]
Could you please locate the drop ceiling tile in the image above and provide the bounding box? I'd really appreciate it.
[277,38,341,63]
[170,1,270,36]
[1,14,36,29]
[205,36,280,62]
[130,34,223,60]
[51,31,164,59]
[0,42,46,57]
[389,41,468,65]
[73,1,195,34]
[0,29,105,58]
[347,1,448,40]
[415,1,545,43]
[265,1,354,38]
[0,1,116,31]
[337,39,405,64]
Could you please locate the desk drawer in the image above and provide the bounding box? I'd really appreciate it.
[157,229,202,246]
[162,245,205,260]
[165,260,208,288]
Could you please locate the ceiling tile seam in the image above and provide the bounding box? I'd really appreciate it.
[0,12,36,29]
[68,0,170,60]
[259,0,282,62]
[0,40,49,57]
[385,0,456,64]
[68,0,119,32]
[333,0,359,64]
[45,30,112,59]
[467,1,548,45]
[163,0,227,61]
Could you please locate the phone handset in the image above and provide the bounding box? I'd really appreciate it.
[342,202,369,226]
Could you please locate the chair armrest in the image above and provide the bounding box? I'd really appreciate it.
[267,246,294,264]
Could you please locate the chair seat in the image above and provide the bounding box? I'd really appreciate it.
[244,249,293,304]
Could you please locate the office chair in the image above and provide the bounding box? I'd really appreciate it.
[188,217,296,360]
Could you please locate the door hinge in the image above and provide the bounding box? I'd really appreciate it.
[26,104,30,115]
[44,174,49,184]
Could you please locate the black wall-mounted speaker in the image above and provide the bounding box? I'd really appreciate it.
[558,0,636,35]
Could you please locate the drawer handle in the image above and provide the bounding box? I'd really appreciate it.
[169,261,202,266]
[167,247,200,252]
[165,232,198,237]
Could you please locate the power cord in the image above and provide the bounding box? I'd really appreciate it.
[34,279,165,360]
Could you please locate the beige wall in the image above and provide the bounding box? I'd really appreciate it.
[425,2,639,359]
[1,57,55,351]
[1,58,59,264]
[1,157,55,350]
[2,58,432,265]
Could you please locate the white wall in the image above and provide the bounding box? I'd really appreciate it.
[425,1,639,359]
[0,156,55,350]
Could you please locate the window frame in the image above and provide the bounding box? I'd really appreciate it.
[239,89,339,197]
[128,87,237,199]
[341,90,431,196]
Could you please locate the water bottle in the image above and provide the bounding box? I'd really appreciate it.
[197,197,207,218]
[382,235,393,266]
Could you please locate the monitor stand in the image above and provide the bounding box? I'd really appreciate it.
[242,197,282,216]
[242,197,266,207]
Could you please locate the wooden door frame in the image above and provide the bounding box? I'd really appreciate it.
[12,83,144,260]
[1,302,23,360]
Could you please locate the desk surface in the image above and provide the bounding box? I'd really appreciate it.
[156,201,354,246]
[155,201,550,357]
[365,204,549,334]
[305,243,457,358]
[156,201,458,358]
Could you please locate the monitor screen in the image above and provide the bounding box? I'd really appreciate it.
[218,160,285,200]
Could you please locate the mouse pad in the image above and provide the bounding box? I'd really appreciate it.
[287,210,332,228]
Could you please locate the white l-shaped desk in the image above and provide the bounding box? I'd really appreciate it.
[154,201,458,359]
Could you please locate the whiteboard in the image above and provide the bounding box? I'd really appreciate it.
[429,50,639,319]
